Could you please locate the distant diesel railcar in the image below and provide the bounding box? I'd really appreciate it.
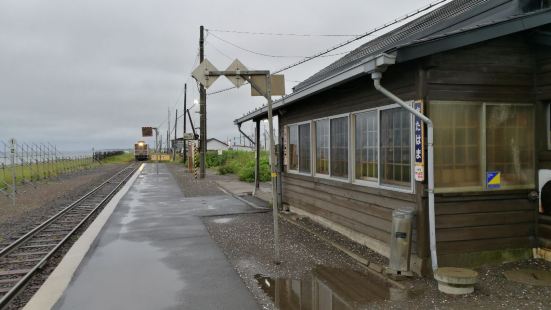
[134,141,149,161]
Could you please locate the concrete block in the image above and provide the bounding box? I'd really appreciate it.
[437,282,475,295]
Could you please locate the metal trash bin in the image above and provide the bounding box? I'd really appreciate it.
[387,209,414,276]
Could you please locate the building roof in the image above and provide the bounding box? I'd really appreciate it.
[207,138,229,146]
[235,0,551,125]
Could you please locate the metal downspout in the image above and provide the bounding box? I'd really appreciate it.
[238,124,256,147]
[371,71,438,273]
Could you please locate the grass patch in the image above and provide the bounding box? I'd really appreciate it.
[0,158,98,190]
[205,150,271,182]
[100,152,134,163]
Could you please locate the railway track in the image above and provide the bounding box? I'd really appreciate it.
[0,163,139,309]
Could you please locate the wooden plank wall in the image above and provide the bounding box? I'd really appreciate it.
[280,65,419,252]
[535,42,551,247]
[425,34,538,255]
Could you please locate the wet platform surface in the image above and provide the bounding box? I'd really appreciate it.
[54,163,259,310]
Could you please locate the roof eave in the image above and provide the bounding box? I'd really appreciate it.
[396,9,551,62]
[234,53,396,125]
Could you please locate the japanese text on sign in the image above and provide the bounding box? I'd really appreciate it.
[414,101,424,181]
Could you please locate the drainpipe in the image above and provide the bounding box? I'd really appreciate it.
[371,71,438,273]
[238,124,256,147]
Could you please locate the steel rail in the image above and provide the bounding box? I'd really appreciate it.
[0,165,133,258]
[0,163,139,309]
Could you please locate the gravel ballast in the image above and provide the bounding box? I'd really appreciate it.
[168,163,551,309]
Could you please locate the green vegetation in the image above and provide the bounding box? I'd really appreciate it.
[206,150,271,182]
[0,158,97,190]
[101,152,134,163]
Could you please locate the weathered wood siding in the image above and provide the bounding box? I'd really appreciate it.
[539,215,551,248]
[535,43,551,247]
[279,32,545,265]
[536,43,551,102]
[434,196,537,254]
[280,64,419,252]
[425,34,538,255]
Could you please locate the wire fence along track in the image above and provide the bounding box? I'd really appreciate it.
[0,141,96,197]
[0,163,139,309]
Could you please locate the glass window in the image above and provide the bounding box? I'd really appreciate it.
[380,108,411,186]
[299,123,311,173]
[288,125,298,171]
[431,101,535,191]
[486,105,534,188]
[330,117,348,178]
[315,119,329,175]
[431,102,482,189]
[355,111,378,181]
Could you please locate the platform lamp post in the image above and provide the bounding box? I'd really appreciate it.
[192,58,285,264]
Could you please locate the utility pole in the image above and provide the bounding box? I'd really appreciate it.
[183,83,187,161]
[173,109,178,161]
[167,107,171,155]
[199,25,206,178]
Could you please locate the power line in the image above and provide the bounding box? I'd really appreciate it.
[272,0,449,74]
[208,32,354,59]
[208,32,312,58]
[206,28,362,37]
[206,40,234,61]
[206,0,450,95]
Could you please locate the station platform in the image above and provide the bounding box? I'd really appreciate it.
[26,163,260,310]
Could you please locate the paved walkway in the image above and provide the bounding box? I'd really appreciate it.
[52,163,259,310]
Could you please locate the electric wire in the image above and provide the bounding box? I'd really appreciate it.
[205,28,362,37]
[206,0,450,95]
[208,32,354,59]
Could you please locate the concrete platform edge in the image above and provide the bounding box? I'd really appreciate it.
[23,164,144,310]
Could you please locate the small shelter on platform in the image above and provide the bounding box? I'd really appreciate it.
[235,0,551,275]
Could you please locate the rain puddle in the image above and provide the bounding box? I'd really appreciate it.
[213,217,234,224]
[255,266,407,309]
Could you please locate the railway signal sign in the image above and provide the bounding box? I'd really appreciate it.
[250,74,285,96]
[142,127,153,137]
[191,59,219,89]
[225,59,248,88]
[191,58,285,264]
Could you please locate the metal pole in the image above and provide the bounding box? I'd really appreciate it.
[199,25,206,178]
[183,83,187,161]
[174,109,178,161]
[265,75,280,264]
[155,128,159,175]
[254,120,260,195]
[167,107,171,155]
[10,139,16,206]
[372,72,438,272]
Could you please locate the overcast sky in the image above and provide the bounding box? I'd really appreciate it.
[0,0,438,152]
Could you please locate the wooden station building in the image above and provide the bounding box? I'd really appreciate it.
[235,0,551,275]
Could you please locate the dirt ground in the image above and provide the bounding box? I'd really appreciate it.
[0,163,126,245]
[166,162,551,309]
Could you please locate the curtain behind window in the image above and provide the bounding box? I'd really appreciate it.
[299,124,311,173]
[330,117,348,178]
[289,125,298,170]
[380,108,410,186]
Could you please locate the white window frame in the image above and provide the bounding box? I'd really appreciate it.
[312,113,351,183]
[286,103,416,194]
[286,121,313,176]
[351,103,415,194]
